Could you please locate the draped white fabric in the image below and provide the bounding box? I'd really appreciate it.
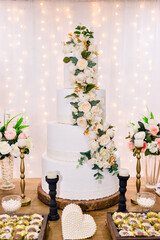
[0,0,160,177]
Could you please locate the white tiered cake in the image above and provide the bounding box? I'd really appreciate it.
[42,26,119,201]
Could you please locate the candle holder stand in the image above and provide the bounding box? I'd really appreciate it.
[117,174,130,212]
[19,147,31,207]
[46,175,59,221]
[131,147,142,205]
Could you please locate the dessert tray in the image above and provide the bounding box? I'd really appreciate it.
[107,212,160,240]
[0,213,48,239]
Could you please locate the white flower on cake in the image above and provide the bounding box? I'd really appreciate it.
[77,117,87,127]
[0,142,11,155]
[89,140,99,151]
[11,143,20,157]
[77,59,88,70]
[63,25,118,180]
[99,134,110,146]
[148,141,158,153]
[78,101,91,112]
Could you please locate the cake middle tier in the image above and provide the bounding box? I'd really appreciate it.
[57,89,106,124]
[47,122,89,161]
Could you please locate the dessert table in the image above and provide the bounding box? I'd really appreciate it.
[0,178,159,240]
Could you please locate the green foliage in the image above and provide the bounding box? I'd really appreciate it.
[5,113,22,129]
[89,100,100,107]
[63,57,70,63]
[74,31,80,34]
[88,61,96,68]
[78,157,85,165]
[98,129,104,137]
[19,125,29,130]
[150,112,154,119]
[146,135,152,143]
[65,93,78,98]
[87,121,92,127]
[92,164,103,171]
[15,117,23,129]
[138,121,146,131]
[80,150,91,160]
[70,57,78,65]
[143,116,148,124]
[74,69,83,76]
[98,145,103,152]
[24,148,29,154]
[145,149,151,156]
[108,163,118,174]
[84,84,95,93]
[81,50,91,59]
[70,102,79,109]
[130,122,135,126]
[75,26,86,30]
[72,111,84,120]
[94,172,104,180]
[66,40,74,45]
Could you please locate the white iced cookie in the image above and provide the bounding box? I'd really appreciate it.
[62,203,96,239]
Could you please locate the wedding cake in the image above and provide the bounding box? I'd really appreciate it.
[42,26,120,201]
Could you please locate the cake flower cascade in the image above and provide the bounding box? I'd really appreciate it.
[63,26,118,180]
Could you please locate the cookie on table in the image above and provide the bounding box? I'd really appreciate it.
[147,212,158,218]
[30,214,43,221]
[134,229,148,236]
[25,232,39,239]
[0,215,10,223]
[112,212,126,220]
[119,230,134,237]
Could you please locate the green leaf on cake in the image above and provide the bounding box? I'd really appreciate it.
[63,57,70,63]
[66,40,74,45]
[84,84,95,93]
[74,69,83,76]
[88,61,96,68]
[78,157,85,165]
[89,100,100,107]
[80,150,91,160]
[81,50,91,59]
[70,102,79,109]
[70,57,78,65]
[98,129,104,137]
[65,93,78,98]
[108,163,118,173]
[150,112,154,119]
[72,112,78,120]
[75,26,81,30]
[74,31,81,34]
[78,111,84,117]
[92,164,103,171]
[94,172,104,180]
[72,111,84,120]
[143,116,148,124]
[98,145,103,152]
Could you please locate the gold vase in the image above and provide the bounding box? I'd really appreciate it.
[142,154,160,189]
[0,155,15,190]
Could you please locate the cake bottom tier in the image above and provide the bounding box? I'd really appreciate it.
[42,153,119,200]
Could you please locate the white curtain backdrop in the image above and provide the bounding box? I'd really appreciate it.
[0,0,160,178]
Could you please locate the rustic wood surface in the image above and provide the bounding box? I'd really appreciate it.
[0,178,159,240]
[37,183,120,211]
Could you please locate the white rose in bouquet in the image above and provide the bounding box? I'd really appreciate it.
[88,157,97,165]
[11,143,20,157]
[107,129,115,138]
[84,111,92,120]
[89,140,99,151]
[69,75,76,85]
[102,160,110,169]
[77,117,87,127]
[88,131,97,141]
[134,131,145,140]
[78,101,91,112]
[0,142,11,155]
[99,134,110,146]
[148,141,158,153]
[88,91,95,101]
[77,73,86,84]
[86,77,93,84]
[91,106,100,114]
[77,59,88,70]
[100,148,110,159]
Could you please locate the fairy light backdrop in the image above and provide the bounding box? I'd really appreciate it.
[0,0,160,178]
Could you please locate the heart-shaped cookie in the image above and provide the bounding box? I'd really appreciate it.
[62,203,96,239]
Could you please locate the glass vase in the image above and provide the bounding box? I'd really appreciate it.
[0,155,15,190]
[142,154,160,189]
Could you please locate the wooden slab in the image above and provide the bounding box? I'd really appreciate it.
[37,182,119,211]
[107,212,160,240]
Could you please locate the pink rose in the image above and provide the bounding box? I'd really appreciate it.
[18,132,28,139]
[7,122,15,129]
[150,125,159,136]
[129,141,134,151]
[155,138,160,150]
[141,141,147,152]
[4,128,16,140]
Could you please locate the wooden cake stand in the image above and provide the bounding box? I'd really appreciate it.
[37,183,119,211]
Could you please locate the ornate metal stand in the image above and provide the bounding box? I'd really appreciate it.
[117,174,130,212]
[131,147,142,205]
[46,175,60,221]
[19,147,31,207]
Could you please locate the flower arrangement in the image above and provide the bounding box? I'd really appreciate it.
[127,111,160,156]
[0,113,31,160]
[63,26,118,180]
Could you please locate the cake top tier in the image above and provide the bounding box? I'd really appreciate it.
[63,26,98,89]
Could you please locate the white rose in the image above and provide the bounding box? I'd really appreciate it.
[134,131,145,140]
[88,131,97,141]
[97,161,105,168]
[88,91,95,101]
[106,141,115,151]
[77,117,87,127]
[129,123,138,133]
[84,112,92,120]
[91,106,100,114]
[89,140,99,151]
[86,77,93,84]
[0,142,11,155]
[77,72,85,83]
[103,161,110,169]
[11,144,20,158]
[148,141,158,153]
[84,68,92,77]
[94,123,103,133]
[99,134,110,146]
[89,157,97,165]
[78,101,91,113]
[26,138,32,149]
[107,129,115,138]
[69,75,76,85]
[0,132,2,140]
[100,148,110,159]
[77,59,88,70]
